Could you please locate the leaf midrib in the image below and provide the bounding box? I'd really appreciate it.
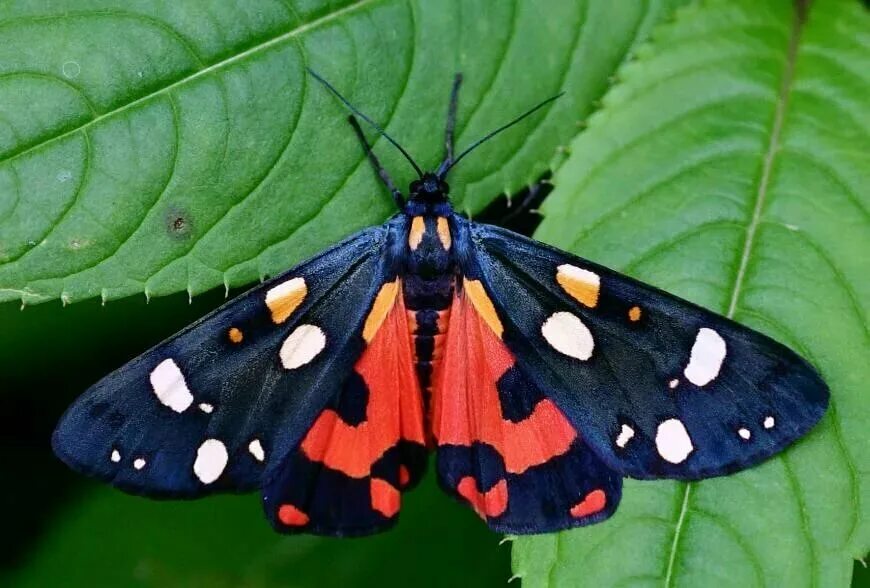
[0,0,379,168]
[663,1,809,586]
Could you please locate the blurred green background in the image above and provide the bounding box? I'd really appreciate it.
[0,284,512,587]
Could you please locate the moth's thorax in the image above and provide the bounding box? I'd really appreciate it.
[403,214,454,276]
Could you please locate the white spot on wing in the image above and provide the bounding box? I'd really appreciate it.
[110,449,121,463]
[764,416,775,429]
[557,264,599,286]
[615,424,635,448]
[655,419,693,464]
[194,439,228,484]
[150,358,194,413]
[738,428,751,440]
[198,403,213,414]
[684,328,727,386]
[133,458,146,470]
[279,324,326,370]
[266,277,306,304]
[541,312,594,360]
[249,439,265,462]
[669,379,679,389]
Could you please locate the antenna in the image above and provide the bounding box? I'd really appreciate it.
[438,92,564,177]
[307,68,423,178]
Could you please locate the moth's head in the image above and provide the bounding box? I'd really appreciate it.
[409,172,449,204]
[306,68,562,212]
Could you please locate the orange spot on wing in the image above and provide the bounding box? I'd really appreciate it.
[436,216,452,250]
[462,278,503,338]
[227,327,243,343]
[278,504,309,526]
[363,280,400,343]
[502,399,576,472]
[457,477,508,519]
[301,290,425,478]
[399,465,411,487]
[431,290,577,474]
[628,306,642,321]
[265,277,307,324]
[556,265,599,308]
[370,478,401,517]
[570,489,607,518]
[409,216,425,250]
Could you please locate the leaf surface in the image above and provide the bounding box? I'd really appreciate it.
[0,0,683,305]
[512,0,869,586]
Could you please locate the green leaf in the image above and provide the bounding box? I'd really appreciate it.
[0,0,682,306]
[6,477,509,588]
[512,0,868,586]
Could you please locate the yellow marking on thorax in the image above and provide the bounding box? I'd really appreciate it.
[363,280,400,343]
[265,277,307,324]
[463,278,503,338]
[556,264,600,308]
[436,217,451,250]
[409,216,425,250]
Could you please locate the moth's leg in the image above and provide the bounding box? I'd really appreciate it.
[347,115,404,207]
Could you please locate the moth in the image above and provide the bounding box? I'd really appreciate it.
[53,71,829,536]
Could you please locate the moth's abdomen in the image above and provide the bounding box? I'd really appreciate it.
[407,304,452,394]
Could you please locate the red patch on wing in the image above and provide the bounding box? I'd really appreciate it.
[431,289,577,474]
[570,489,607,518]
[457,477,508,518]
[301,289,425,478]
[370,478,401,517]
[278,504,310,526]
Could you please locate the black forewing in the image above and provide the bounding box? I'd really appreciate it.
[53,217,405,497]
[455,218,828,481]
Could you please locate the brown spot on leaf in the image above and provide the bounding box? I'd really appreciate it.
[165,206,193,239]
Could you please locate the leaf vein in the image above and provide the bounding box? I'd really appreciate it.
[226,2,416,279]
[3,131,92,265]
[739,308,862,548]
[156,61,305,285]
[0,71,98,118]
[0,0,380,169]
[562,93,772,223]
[779,149,869,220]
[621,220,743,275]
[663,4,808,585]
[474,0,587,186]
[691,506,765,586]
[782,453,819,586]
[568,148,756,250]
[776,225,869,337]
